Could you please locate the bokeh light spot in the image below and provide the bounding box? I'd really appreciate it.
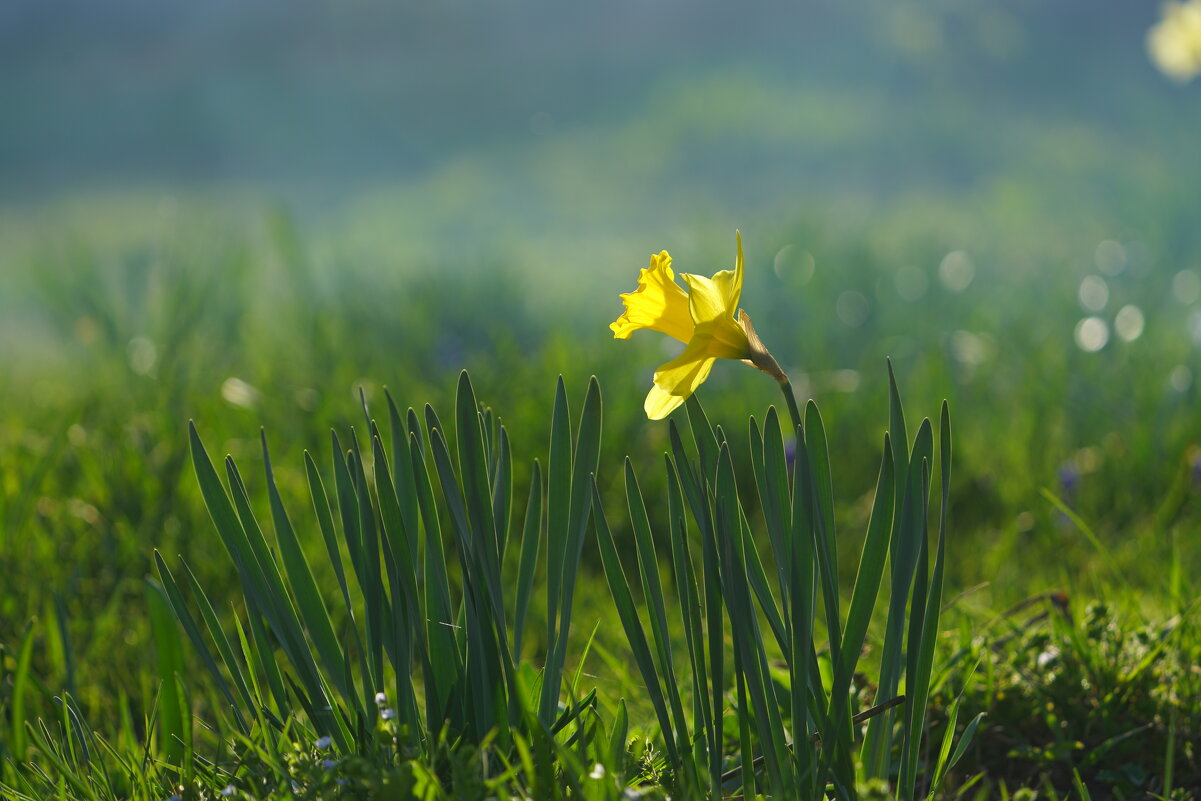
[938,251,974,292]
[127,337,157,375]
[1173,270,1201,304]
[1077,275,1109,312]
[1189,309,1201,346]
[1074,316,1109,352]
[831,369,861,392]
[773,245,815,285]
[221,377,261,409]
[1169,364,1193,392]
[1114,305,1145,341]
[950,330,993,366]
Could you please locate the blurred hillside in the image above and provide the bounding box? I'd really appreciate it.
[2,1,1192,207]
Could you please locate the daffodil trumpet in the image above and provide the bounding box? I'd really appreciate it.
[610,232,797,421]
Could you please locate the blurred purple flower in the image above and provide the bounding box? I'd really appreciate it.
[1058,461,1080,496]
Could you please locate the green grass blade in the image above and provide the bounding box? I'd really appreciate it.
[715,443,790,792]
[261,432,356,719]
[179,559,258,716]
[758,407,793,595]
[624,459,689,753]
[153,551,247,731]
[455,371,503,588]
[591,479,679,767]
[386,391,423,570]
[514,459,543,658]
[838,434,895,675]
[684,394,718,486]
[803,401,842,659]
[409,431,461,724]
[493,425,513,560]
[10,623,36,764]
[542,377,602,725]
[145,581,185,767]
[543,377,572,722]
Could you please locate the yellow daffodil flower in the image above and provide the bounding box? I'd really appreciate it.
[611,232,786,419]
[1148,0,1201,82]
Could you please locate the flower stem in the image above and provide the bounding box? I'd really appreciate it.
[779,380,803,433]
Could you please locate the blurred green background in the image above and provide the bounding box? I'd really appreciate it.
[1,0,1199,733]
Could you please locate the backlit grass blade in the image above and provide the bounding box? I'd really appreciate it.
[740,504,788,654]
[883,357,907,521]
[542,377,602,725]
[804,401,842,659]
[664,454,712,788]
[838,434,895,675]
[425,418,499,739]
[408,430,461,725]
[900,404,952,800]
[246,605,288,721]
[9,623,36,765]
[371,432,424,735]
[493,425,513,560]
[590,479,679,767]
[606,698,629,779]
[223,458,333,735]
[328,431,366,599]
[788,423,818,795]
[623,459,688,753]
[346,436,391,690]
[303,448,373,722]
[261,432,357,721]
[685,395,719,486]
[145,581,185,767]
[385,391,422,569]
[714,442,790,793]
[865,416,933,778]
[825,434,895,776]
[178,559,258,716]
[153,551,247,732]
[330,435,383,698]
[303,451,355,623]
[455,372,503,589]
[756,408,793,595]
[514,459,543,657]
[542,377,572,724]
[187,422,263,605]
[669,418,725,793]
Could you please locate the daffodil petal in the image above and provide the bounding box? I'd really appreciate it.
[644,355,717,419]
[643,384,688,420]
[610,251,694,343]
[691,318,753,360]
[678,232,744,325]
[680,270,737,325]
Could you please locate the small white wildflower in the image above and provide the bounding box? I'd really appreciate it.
[221,785,236,797]
[374,691,387,706]
[380,707,397,721]
[1037,647,1060,668]
[315,735,333,749]
[589,762,607,779]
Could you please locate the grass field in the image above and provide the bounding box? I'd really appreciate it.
[3,3,1201,798]
[1,189,1198,798]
